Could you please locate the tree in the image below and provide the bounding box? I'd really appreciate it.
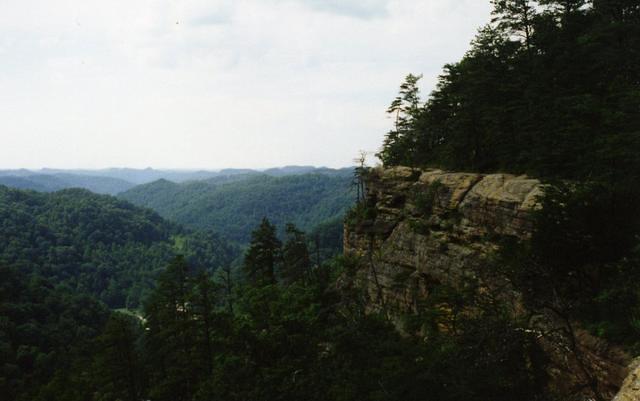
[143,256,197,401]
[491,0,537,50]
[243,218,282,285]
[593,0,640,21]
[280,223,311,285]
[190,272,221,376]
[215,265,235,314]
[377,74,423,166]
[539,0,586,16]
[353,151,369,204]
[92,314,144,401]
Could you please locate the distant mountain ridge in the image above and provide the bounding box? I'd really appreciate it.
[0,173,136,195]
[0,166,354,194]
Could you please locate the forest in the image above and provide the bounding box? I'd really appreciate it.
[0,186,237,308]
[378,0,639,183]
[2,0,639,400]
[119,172,353,247]
[2,218,551,401]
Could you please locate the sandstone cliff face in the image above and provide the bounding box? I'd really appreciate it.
[614,358,640,401]
[344,166,631,401]
[344,166,541,315]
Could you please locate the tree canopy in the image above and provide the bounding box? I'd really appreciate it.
[378,1,640,182]
[0,186,237,308]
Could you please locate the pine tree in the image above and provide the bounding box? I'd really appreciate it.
[539,0,586,15]
[377,74,423,166]
[92,314,144,401]
[491,0,537,49]
[190,272,220,376]
[280,223,311,285]
[143,256,196,401]
[243,218,282,285]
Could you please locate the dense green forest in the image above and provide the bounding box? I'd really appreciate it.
[1,219,550,401]
[0,266,111,401]
[2,1,640,400]
[119,173,353,248]
[0,186,237,308]
[379,0,639,183]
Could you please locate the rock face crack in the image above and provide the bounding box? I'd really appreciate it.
[455,174,484,209]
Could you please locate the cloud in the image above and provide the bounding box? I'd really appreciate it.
[0,0,493,169]
[295,0,390,19]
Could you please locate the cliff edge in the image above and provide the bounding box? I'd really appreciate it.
[344,166,632,401]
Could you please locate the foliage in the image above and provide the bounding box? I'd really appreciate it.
[377,74,423,166]
[91,313,145,401]
[344,201,377,227]
[378,2,640,182]
[0,186,237,308]
[135,245,549,401]
[119,173,355,250]
[499,181,640,350]
[0,266,110,401]
[307,216,345,263]
[376,0,640,358]
[5,217,552,401]
[281,223,312,284]
[243,218,282,285]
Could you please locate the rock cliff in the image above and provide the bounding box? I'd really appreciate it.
[344,166,632,401]
[613,358,640,401]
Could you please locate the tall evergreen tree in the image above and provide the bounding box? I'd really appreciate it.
[243,218,282,285]
[377,74,423,166]
[280,223,311,285]
[92,314,144,401]
[190,272,221,376]
[143,256,197,401]
[491,0,537,49]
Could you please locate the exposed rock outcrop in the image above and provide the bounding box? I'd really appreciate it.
[344,167,542,314]
[614,358,640,401]
[344,166,632,401]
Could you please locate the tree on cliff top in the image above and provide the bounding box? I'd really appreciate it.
[377,0,640,182]
[377,74,423,166]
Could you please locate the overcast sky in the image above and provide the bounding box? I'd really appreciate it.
[0,0,492,169]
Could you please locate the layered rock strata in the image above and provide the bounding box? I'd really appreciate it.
[344,166,631,401]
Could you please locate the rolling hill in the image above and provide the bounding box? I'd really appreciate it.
[0,185,237,308]
[119,172,355,246]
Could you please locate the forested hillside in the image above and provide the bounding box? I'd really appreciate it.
[119,173,354,246]
[0,266,111,401]
[378,0,639,183]
[3,1,639,401]
[0,174,135,195]
[0,186,237,308]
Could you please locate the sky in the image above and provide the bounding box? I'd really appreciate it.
[0,0,492,169]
